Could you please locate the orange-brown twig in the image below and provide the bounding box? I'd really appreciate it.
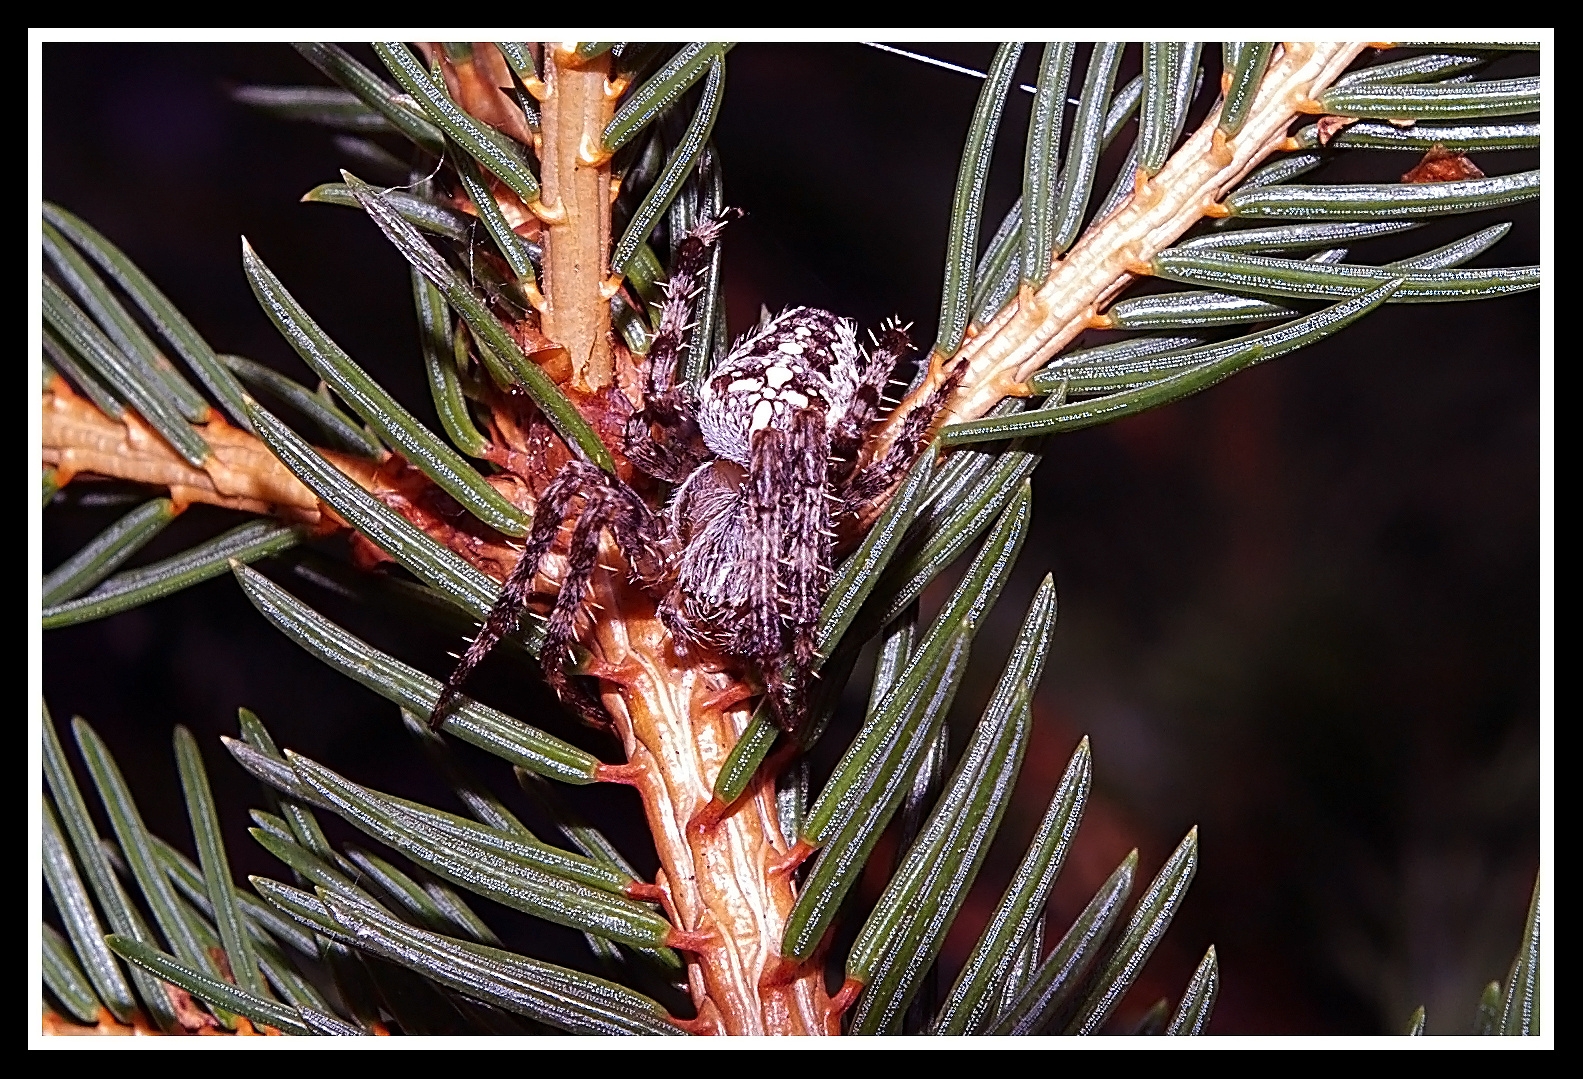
[865,43,1369,508]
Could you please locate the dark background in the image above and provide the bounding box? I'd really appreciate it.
[42,43,1540,1035]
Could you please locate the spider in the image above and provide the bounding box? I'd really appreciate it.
[432,211,959,734]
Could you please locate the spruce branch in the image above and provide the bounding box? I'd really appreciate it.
[41,41,1541,1037]
[879,43,1370,459]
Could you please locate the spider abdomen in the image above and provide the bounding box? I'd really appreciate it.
[697,306,862,465]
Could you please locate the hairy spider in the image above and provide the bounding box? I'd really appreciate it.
[433,211,958,733]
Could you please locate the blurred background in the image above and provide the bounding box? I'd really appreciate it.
[41,42,1540,1035]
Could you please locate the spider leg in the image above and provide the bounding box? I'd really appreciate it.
[624,210,741,483]
[780,409,832,674]
[828,320,912,486]
[645,211,737,398]
[623,394,705,483]
[533,464,670,727]
[538,485,623,728]
[431,464,583,727]
[839,358,966,516]
[745,410,832,732]
[739,429,787,666]
[604,503,669,592]
[432,462,664,730]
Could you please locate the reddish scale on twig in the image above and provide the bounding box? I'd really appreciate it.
[593,761,644,785]
[625,880,667,903]
[767,837,817,881]
[825,978,863,1030]
[687,796,730,838]
[665,925,720,953]
[667,1013,720,1035]
[1401,144,1486,184]
[757,952,806,989]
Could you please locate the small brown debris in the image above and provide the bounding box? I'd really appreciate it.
[207,946,236,984]
[1402,144,1485,184]
[1315,115,1359,145]
[165,983,220,1033]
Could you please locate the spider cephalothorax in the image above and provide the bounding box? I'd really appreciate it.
[434,212,958,732]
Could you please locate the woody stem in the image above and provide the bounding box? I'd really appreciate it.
[538,44,616,392]
[872,42,1367,463]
